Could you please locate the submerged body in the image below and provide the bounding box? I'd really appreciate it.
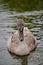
[7,27,36,55]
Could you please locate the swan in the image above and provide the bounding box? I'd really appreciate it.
[7,19,36,55]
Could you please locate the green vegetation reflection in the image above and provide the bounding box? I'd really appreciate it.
[0,0,43,12]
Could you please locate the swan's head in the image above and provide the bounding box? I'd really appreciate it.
[17,19,24,41]
[17,19,24,32]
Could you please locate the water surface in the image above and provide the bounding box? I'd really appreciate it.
[0,0,43,65]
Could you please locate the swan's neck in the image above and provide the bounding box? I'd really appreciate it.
[19,29,24,42]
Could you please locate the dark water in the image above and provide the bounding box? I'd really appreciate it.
[0,0,43,65]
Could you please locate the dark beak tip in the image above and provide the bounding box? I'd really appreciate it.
[20,39,23,42]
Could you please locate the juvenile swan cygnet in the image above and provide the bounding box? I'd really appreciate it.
[7,19,36,55]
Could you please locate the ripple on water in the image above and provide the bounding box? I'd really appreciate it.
[0,10,43,65]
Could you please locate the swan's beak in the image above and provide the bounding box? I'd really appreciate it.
[19,28,24,41]
[17,19,24,41]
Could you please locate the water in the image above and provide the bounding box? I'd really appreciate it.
[0,0,43,65]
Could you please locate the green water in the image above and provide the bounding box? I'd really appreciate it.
[0,0,43,65]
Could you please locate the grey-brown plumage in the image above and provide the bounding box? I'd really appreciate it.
[7,19,36,55]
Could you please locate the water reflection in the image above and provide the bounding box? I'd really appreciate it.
[8,51,28,65]
[0,0,43,12]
